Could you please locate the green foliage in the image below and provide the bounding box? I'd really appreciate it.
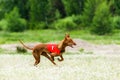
[113,16,120,29]
[0,27,1,31]
[81,0,97,27]
[54,10,61,20]
[0,0,120,35]
[0,0,14,19]
[15,0,29,19]
[81,0,105,27]
[0,19,8,30]
[52,17,77,31]
[63,0,85,16]
[52,0,66,18]
[5,7,27,32]
[35,22,47,29]
[72,15,83,29]
[91,1,113,35]
[113,0,120,15]
[29,0,49,29]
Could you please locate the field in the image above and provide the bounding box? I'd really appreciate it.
[0,54,120,80]
[0,29,120,80]
[0,29,120,44]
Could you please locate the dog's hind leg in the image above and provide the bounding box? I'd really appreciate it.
[42,52,56,65]
[32,51,40,66]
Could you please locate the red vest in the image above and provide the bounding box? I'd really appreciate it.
[47,44,60,55]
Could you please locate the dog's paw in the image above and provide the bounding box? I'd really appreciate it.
[57,58,64,61]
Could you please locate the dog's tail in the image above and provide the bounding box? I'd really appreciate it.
[19,40,33,50]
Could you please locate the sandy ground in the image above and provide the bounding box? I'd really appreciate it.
[0,39,120,54]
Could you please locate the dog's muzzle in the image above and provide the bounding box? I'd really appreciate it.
[73,42,76,45]
[69,43,76,48]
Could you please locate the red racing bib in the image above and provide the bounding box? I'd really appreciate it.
[47,44,60,55]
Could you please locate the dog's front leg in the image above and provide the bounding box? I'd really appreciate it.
[42,53,56,65]
[57,55,64,61]
[51,56,55,61]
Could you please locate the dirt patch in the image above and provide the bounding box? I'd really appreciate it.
[0,39,120,54]
[72,39,120,54]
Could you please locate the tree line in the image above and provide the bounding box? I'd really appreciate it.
[0,0,120,35]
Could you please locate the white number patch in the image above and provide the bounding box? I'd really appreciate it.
[52,46,54,50]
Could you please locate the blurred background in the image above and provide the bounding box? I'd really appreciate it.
[0,0,119,44]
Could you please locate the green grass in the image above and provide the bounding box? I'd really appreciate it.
[70,29,120,44]
[0,29,65,44]
[0,29,120,44]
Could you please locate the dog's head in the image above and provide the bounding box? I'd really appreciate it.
[63,33,76,48]
[58,33,76,49]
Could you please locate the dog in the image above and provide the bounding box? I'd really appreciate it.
[19,34,76,66]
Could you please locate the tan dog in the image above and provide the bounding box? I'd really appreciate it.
[20,34,76,66]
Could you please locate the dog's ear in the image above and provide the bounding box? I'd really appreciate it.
[65,33,70,38]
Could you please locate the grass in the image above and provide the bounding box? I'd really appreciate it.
[0,54,120,80]
[0,29,120,44]
[70,29,120,44]
[0,29,65,44]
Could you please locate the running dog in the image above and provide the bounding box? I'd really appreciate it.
[19,34,76,66]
